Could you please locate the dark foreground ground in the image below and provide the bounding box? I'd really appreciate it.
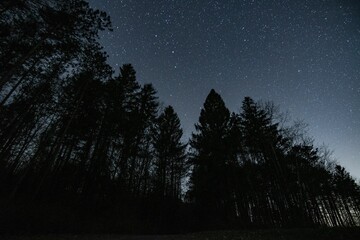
[1,228,360,240]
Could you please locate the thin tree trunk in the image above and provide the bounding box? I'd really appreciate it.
[0,57,41,107]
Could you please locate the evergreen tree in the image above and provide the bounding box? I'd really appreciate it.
[153,106,186,199]
[1,1,360,233]
[189,89,237,226]
[0,0,111,102]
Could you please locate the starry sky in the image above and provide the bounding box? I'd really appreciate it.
[87,0,360,179]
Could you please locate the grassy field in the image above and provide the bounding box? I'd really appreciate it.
[1,228,360,240]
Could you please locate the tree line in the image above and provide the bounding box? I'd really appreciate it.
[0,0,359,233]
[188,90,359,229]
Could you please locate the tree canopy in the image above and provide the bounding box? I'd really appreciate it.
[0,0,359,234]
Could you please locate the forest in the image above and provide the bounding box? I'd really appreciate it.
[0,0,359,234]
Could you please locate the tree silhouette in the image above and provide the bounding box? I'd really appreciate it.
[0,0,359,234]
[0,0,111,122]
[153,106,187,200]
[189,89,239,227]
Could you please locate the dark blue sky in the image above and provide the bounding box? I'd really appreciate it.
[87,0,360,179]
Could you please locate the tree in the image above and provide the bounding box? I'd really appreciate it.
[153,106,186,200]
[189,89,238,226]
[0,0,111,103]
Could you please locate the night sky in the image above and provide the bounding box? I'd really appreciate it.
[87,0,360,179]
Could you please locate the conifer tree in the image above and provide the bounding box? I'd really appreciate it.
[189,89,237,226]
[153,106,186,199]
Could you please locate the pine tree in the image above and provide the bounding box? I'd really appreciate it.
[0,0,111,102]
[153,106,186,199]
[189,89,237,226]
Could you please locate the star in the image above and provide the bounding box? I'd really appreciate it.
[87,0,360,179]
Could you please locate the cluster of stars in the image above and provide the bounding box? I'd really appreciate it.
[88,0,360,179]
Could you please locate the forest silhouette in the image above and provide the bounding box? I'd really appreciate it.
[0,0,359,234]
